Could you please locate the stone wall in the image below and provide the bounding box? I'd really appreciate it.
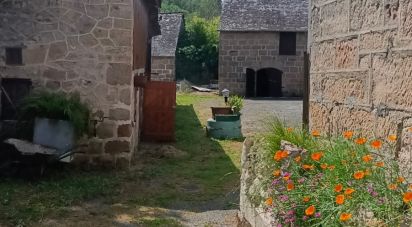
[309,0,412,178]
[219,32,307,97]
[0,0,139,168]
[151,56,175,82]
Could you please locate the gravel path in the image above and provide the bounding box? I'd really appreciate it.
[241,98,303,136]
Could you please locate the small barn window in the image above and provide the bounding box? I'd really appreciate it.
[279,32,296,55]
[5,47,23,65]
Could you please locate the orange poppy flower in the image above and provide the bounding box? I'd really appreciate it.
[287,127,293,132]
[340,213,352,221]
[408,184,412,190]
[294,156,302,163]
[336,194,345,205]
[274,150,288,161]
[283,175,290,181]
[344,188,355,195]
[355,137,367,145]
[362,155,373,163]
[273,169,281,177]
[370,140,382,149]
[388,134,397,142]
[302,164,314,170]
[265,197,273,206]
[311,152,324,161]
[312,130,321,137]
[353,171,365,180]
[321,163,328,169]
[287,182,295,191]
[305,205,315,216]
[375,162,384,167]
[397,177,405,183]
[404,192,412,203]
[335,184,343,193]
[328,165,336,170]
[388,184,397,190]
[343,131,354,139]
[303,196,310,202]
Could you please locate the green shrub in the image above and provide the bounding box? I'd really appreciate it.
[19,90,90,137]
[227,95,243,114]
[258,119,411,226]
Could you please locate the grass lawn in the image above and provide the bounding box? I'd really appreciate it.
[0,92,243,226]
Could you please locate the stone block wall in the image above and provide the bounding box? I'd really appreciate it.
[151,56,175,82]
[219,32,307,96]
[0,0,139,168]
[309,0,412,177]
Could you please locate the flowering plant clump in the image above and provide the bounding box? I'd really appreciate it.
[263,120,411,226]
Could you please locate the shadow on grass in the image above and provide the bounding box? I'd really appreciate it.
[130,103,241,212]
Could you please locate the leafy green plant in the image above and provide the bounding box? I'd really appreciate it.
[227,95,243,114]
[257,119,411,226]
[18,90,90,137]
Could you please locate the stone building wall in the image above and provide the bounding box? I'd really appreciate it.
[0,0,138,168]
[309,0,412,178]
[219,32,307,97]
[151,56,175,82]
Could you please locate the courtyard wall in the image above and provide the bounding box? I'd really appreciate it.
[309,0,412,178]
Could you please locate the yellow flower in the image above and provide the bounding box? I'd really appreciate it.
[273,169,281,177]
[388,184,397,190]
[312,130,321,137]
[388,134,397,142]
[294,156,302,163]
[265,197,273,206]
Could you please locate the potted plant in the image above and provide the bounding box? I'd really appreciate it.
[227,95,244,115]
[18,90,90,153]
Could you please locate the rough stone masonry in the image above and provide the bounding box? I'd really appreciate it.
[309,0,412,179]
[0,0,149,168]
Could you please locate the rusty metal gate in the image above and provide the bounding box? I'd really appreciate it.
[142,81,176,142]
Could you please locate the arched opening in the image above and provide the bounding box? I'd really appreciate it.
[245,68,255,97]
[256,68,283,97]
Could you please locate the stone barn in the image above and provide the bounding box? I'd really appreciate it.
[151,13,183,82]
[0,0,161,168]
[219,0,308,97]
[309,0,412,177]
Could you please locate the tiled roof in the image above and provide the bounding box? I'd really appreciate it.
[220,0,308,32]
[152,13,184,57]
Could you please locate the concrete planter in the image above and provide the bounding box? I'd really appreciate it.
[33,117,75,154]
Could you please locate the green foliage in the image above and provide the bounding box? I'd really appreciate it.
[161,0,221,18]
[176,16,219,84]
[227,95,244,114]
[260,120,411,226]
[19,90,90,137]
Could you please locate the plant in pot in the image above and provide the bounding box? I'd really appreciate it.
[227,95,244,115]
[18,90,90,153]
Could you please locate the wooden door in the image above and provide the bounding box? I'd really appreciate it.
[1,78,32,120]
[142,81,176,142]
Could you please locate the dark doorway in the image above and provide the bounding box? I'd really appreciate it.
[245,68,255,97]
[1,78,32,120]
[256,68,282,97]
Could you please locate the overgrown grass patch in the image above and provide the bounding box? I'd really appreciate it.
[0,170,119,225]
[257,118,412,226]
